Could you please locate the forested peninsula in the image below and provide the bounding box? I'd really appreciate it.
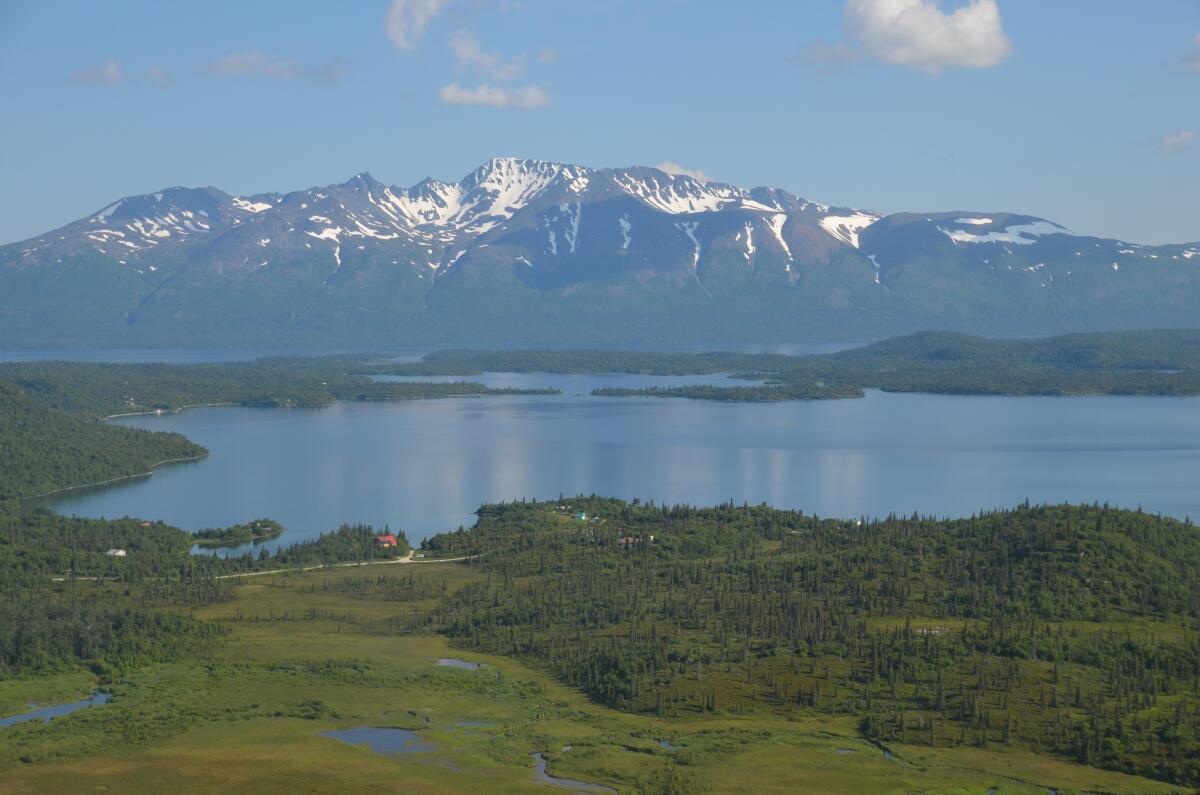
[385,329,1200,401]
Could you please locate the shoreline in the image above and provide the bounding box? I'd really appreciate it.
[102,402,237,421]
[21,453,210,502]
[34,391,548,503]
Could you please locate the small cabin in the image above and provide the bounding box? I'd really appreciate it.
[574,511,587,521]
[374,534,399,548]
[106,548,127,557]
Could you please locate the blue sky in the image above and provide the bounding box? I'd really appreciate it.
[0,0,1197,245]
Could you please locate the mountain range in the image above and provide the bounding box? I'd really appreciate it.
[2,157,1197,347]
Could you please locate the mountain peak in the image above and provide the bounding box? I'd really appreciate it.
[343,171,382,188]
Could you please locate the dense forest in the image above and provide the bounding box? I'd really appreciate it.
[384,329,1200,400]
[420,499,1200,787]
[0,381,205,503]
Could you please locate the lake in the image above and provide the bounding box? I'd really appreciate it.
[42,372,1200,552]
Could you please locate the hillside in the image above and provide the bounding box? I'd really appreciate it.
[2,158,1198,347]
[426,499,1200,787]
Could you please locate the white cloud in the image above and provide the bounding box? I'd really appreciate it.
[439,82,549,108]
[146,64,170,87]
[206,51,349,85]
[386,0,449,52]
[655,161,712,182]
[449,30,524,80]
[1183,33,1200,72]
[847,0,1011,72]
[209,51,296,79]
[1161,130,1197,152]
[805,0,1011,73]
[73,58,122,86]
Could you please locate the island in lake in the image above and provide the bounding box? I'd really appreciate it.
[192,518,284,547]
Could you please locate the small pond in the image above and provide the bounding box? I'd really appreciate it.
[320,727,435,755]
[0,691,109,729]
[436,658,484,670]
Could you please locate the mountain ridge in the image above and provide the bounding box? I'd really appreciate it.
[2,157,1197,347]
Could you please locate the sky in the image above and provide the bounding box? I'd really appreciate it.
[0,0,1197,245]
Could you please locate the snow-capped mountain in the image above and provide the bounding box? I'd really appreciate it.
[9,158,878,278]
[1,158,1197,347]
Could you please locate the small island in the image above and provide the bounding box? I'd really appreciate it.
[192,518,284,548]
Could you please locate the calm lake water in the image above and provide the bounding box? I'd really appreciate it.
[42,373,1200,551]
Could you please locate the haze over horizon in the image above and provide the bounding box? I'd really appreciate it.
[1,0,1198,247]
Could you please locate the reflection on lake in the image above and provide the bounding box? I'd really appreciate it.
[43,381,1200,551]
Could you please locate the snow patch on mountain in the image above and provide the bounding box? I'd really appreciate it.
[767,214,792,269]
[233,197,273,213]
[940,220,1069,246]
[818,212,880,248]
[676,221,701,269]
[615,172,740,214]
[560,203,581,253]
